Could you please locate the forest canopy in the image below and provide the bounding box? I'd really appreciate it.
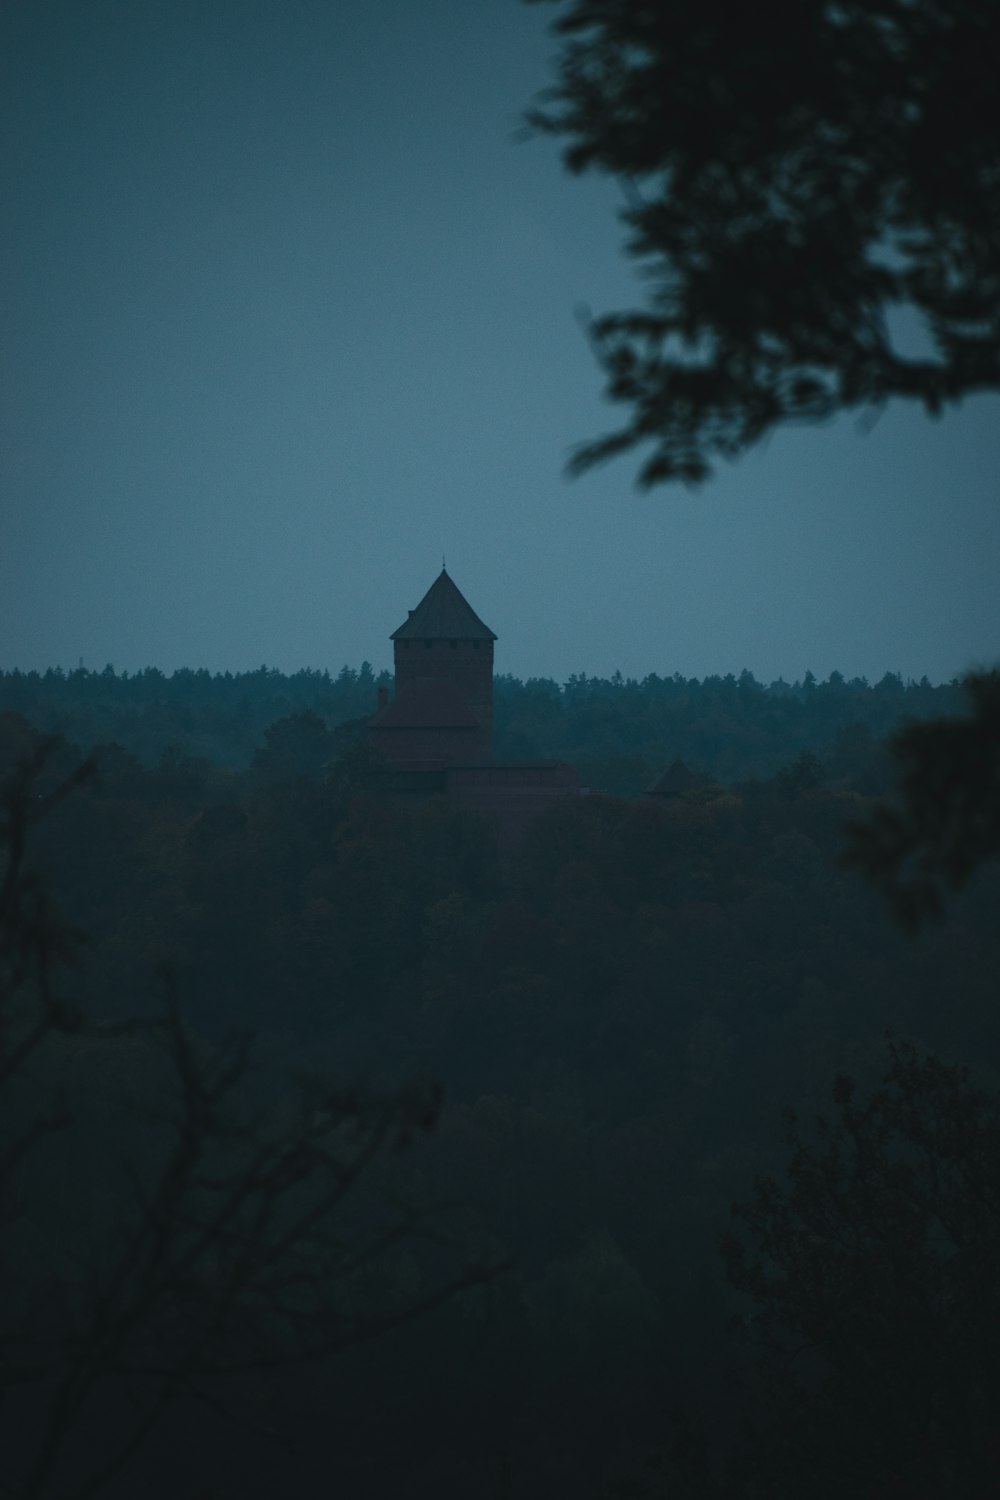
[0,661,962,794]
[2,666,999,1494]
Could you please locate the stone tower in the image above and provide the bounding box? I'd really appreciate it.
[369,568,496,765]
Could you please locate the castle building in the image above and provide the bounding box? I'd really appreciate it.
[369,567,496,765]
[368,567,579,846]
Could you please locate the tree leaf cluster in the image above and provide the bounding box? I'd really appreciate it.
[528,0,1000,484]
[844,669,1000,927]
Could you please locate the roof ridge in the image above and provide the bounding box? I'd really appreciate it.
[391,570,497,641]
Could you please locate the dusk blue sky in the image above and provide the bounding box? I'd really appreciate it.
[3,0,998,686]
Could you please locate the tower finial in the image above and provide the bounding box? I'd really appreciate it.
[442,554,446,572]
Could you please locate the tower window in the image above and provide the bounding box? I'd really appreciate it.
[449,639,457,649]
[424,639,432,649]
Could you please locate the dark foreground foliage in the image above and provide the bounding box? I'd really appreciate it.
[1,743,497,1499]
[528,0,1000,486]
[721,1043,1000,1499]
[2,684,999,1496]
[844,670,1000,927]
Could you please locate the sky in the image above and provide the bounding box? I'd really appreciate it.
[3,0,998,687]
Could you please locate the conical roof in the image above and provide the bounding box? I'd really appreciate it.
[390,568,497,642]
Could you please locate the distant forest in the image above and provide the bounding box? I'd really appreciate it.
[0,661,965,793]
[3,665,998,1497]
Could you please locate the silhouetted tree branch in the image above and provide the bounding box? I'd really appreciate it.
[842,670,1000,927]
[0,746,503,1499]
[527,0,1000,486]
[721,1039,1000,1497]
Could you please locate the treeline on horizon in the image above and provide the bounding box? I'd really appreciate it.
[0,661,967,793]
